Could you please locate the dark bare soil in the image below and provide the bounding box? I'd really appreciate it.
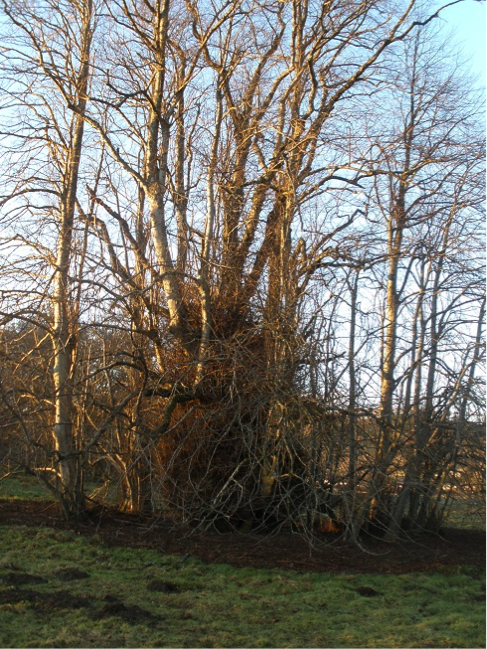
[0,498,484,575]
[92,597,160,623]
[0,583,91,613]
[0,575,158,623]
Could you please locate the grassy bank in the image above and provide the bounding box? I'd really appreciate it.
[0,524,484,648]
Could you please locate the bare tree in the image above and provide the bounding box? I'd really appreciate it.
[353,29,485,537]
[0,0,97,514]
[0,0,483,538]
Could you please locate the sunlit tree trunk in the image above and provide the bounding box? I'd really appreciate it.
[50,2,94,514]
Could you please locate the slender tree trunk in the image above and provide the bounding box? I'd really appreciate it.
[52,1,93,515]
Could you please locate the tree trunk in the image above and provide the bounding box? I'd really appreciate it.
[52,0,93,515]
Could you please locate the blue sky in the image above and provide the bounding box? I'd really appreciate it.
[440,0,486,84]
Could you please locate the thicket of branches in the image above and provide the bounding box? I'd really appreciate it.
[0,0,485,541]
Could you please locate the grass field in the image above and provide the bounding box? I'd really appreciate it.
[0,524,484,648]
[0,473,55,501]
[0,473,485,648]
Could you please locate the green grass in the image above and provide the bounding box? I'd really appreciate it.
[0,473,54,501]
[0,473,119,505]
[444,496,486,531]
[0,525,484,648]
